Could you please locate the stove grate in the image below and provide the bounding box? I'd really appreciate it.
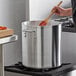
[5,62,76,76]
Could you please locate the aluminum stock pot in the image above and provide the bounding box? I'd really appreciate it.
[22,21,62,69]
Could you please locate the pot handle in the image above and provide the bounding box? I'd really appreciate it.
[23,29,35,33]
[23,29,36,37]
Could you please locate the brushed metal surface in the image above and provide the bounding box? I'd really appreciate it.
[0,35,18,44]
[22,21,62,69]
[52,24,62,67]
[0,45,4,76]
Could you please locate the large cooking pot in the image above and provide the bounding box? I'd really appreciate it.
[22,21,62,69]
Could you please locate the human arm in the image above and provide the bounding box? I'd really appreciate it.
[53,6,72,16]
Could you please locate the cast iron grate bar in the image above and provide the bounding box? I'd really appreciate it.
[4,62,76,76]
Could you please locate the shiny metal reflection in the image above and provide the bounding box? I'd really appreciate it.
[22,21,62,69]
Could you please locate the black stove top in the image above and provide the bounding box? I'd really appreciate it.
[5,62,76,76]
[54,17,76,33]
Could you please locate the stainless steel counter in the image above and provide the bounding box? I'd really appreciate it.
[0,35,18,76]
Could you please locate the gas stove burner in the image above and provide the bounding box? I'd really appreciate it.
[5,62,76,76]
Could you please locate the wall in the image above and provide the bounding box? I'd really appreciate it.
[25,0,76,64]
[0,0,25,66]
[26,0,71,20]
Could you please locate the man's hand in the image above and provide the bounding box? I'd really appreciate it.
[53,6,72,16]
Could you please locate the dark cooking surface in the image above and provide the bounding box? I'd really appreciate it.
[62,25,76,33]
[55,17,76,33]
[5,62,76,76]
